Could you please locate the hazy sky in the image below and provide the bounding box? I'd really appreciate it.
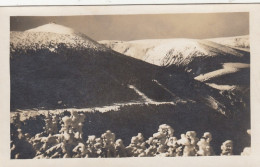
[10,13,249,41]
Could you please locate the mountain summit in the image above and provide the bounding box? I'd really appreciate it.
[25,22,76,34]
[11,23,107,52]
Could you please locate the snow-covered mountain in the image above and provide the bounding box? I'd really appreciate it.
[10,23,157,110]
[11,23,108,53]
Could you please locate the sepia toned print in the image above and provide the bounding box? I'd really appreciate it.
[10,13,250,159]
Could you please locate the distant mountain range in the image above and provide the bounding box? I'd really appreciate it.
[100,36,249,76]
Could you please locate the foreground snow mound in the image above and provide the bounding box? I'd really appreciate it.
[11,23,108,53]
[100,38,246,67]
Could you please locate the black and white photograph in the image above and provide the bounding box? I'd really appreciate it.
[9,12,251,159]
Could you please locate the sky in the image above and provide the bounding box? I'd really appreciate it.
[10,13,249,41]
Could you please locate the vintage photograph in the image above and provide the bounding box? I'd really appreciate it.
[10,13,250,159]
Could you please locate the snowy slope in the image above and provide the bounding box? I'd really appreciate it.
[207,35,249,51]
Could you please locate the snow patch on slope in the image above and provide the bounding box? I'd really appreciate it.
[195,63,250,82]
[205,83,236,91]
